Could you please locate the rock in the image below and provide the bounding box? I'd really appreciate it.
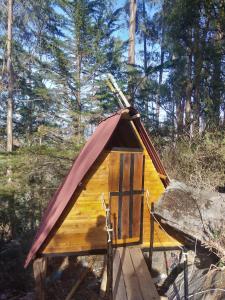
[155,180,225,261]
[166,267,225,300]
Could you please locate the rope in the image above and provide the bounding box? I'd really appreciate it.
[145,190,183,251]
[101,193,113,242]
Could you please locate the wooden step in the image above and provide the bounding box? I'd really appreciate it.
[112,247,160,300]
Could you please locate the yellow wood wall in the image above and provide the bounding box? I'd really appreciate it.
[130,121,180,248]
[43,152,109,254]
[142,150,179,247]
[43,121,180,254]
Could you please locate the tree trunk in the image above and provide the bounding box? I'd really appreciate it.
[171,93,176,142]
[128,0,136,66]
[76,51,82,141]
[223,105,225,128]
[6,0,14,238]
[176,97,184,136]
[156,3,165,128]
[156,48,164,128]
[128,0,137,106]
[76,52,81,113]
[75,21,82,142]
[142,0,147,75]
[27,61,33,145]
[193,24,202,134]
[142,0,148,124]
[211,54,222,127]
[185,52,192,137]
[6,0,13,152]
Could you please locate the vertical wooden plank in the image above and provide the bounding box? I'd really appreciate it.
[113,250,128,300]
[149,202,154,271]
[109,152,120,242]
[132,194,142,238]
[118,154,124,239]
[133,153,143,240]
[129,153,134,238]
[121,195,129,240]
[122,153,131,190]
[106,204,113,300]
[109,151,145,245]
[122,154,131,241]
[111,195,119,242]
[100,264,107,298]
[118,247,143,300]
[109,152,120,192]
[129,247,160,300]
[133,153,143,190]
[33,257,47,300]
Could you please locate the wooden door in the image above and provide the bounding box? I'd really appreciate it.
[109,151,144,245]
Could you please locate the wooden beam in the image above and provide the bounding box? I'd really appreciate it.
[149,202,155,271]
[100,263,107,299]
[129,247,160,300]
[158,173,167,180]
[42,248,107,257]
[113,250,127,300]
[33,257,47,300]
[106,203,113,300]
[118,247,141,299]
[120,109,131,119]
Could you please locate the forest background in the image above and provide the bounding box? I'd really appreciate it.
[0,0,224,296]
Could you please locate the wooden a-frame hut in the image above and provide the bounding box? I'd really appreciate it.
[25,107,180,270]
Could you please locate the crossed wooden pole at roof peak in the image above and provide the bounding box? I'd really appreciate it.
[106,73,131,109]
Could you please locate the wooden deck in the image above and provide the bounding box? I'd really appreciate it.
[113,247,160,300]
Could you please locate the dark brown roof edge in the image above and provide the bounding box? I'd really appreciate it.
[133,118,170,187]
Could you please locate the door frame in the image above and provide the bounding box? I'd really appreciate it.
[108,149,145,246]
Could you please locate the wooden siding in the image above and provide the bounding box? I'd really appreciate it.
[43,122,180,255]
[43,152,109,253]
[130,121,180,248]
[109,152,144,245]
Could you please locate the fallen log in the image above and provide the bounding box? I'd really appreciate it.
[155,180,225,261]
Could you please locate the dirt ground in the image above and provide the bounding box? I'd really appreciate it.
[2,246,223,300]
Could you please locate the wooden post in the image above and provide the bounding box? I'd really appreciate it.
[149,202,154,271]
[100,264,107,299]
[33,257,47,300]
[183,250,189,300]
[106,204,113,300]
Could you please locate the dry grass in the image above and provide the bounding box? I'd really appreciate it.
[157,131,225,191]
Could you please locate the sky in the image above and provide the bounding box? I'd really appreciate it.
[111,0,162,68]
[53,0,166,120]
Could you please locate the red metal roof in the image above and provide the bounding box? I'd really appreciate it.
[25,108,168,267]
[133,118,170,186]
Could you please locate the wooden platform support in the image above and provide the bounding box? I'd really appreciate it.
[149,202,155,271]
[33,257,47,300]
[183,250,189,300]
[113,247,160,300]
[106,202,113,300]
